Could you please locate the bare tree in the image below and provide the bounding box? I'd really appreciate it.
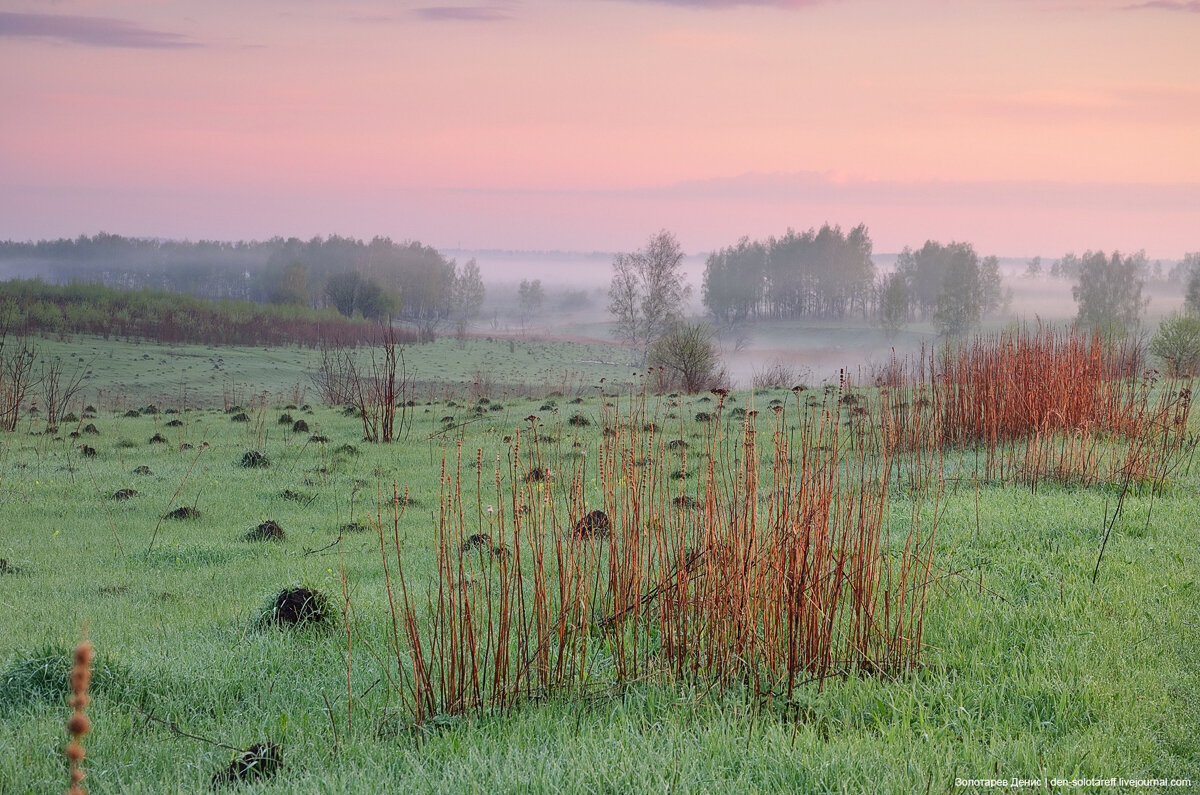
[38,354,89,428]
[608,230,691,366]
[0,330,36,432]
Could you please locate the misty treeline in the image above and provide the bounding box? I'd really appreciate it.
[700,225,1198,337]
[700,226,1006,337]
[0,233,485,338]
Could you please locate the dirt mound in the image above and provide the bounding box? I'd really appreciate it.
[164,506,200,520]
[245,520,285,541]
[230,412,249,423]
[339,521,369,534]
[0,558,21,576]
[265,586,330,627]
[291,419,309,433]
[78,445,97,458]
[132,465,152,475]
[461,533,493,552]
[239,450,269,468]
[573,510,611,539]
[281,490,309,502]
[149,433,168,444]
[165,419,183,427]
[211,742,282,789]
[83,424,100,435]
[110,489,139,501]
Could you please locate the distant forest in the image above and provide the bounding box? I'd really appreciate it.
[0,233,481,338]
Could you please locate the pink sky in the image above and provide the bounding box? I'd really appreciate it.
[1,0,1198,258]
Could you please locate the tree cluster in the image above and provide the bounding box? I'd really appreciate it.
[702,224,874,323]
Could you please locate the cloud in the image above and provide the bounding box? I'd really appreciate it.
[601,0,829,8]
[414,6,512,21]
[1124,1,1200,11]
[0,12,200,48]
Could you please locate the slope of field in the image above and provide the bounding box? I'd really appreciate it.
[0,388,1196,792]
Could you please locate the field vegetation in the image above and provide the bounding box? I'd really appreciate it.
[0,325,1197,792]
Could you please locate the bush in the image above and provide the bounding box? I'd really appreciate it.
[648,323,723,394]
[1150,314,1200,376]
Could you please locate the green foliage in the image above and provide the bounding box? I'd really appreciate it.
[1150,314,1200,376]
[1071,250,1149,332]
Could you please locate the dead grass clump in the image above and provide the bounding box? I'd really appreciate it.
[148,433,168,444]
[245,520,286,541]
[230,412,250,423]
[210,742,282,789]
[573,509,611,539]
[309,434,329,444]
[110,489,139,500]
[281,489,310,502]
[339,521,369,534]
[123,410,140,418]
[78,445,97,458]
[0,558,21,576]
[132,465,152,475]
[567,413,591,427]
[82,424,99,435]
[524,466,546,483]
[164,506,201,520]
[165,419,183,427]
[277,413,294,425]
[672,495,698,509]
[239,450,269,468]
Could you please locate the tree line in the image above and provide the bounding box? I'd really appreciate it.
[0,233,485,338]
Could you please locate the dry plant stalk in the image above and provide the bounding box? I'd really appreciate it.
[378,382,941,725]
[65,637,94,795]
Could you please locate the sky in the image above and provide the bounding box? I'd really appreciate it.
[1,0,1198,259]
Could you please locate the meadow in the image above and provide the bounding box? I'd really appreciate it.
[0,331,1197,793]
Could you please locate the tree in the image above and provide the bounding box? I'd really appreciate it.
[1024,256,1042,278]
[608,230,691,366]
[325,271,363,317]
[451,259,486,338]
[877,272,909,338]
[517,278,544,331]
[934,251,983,337]
[1150,314,1200,376]
[324,271,395,320]
[269,262,309,306]
[648,322,721,393]
[897,240,998,335]
[1071,250,1149,333]
[702,237,765,326]
[1184,257,1200,316]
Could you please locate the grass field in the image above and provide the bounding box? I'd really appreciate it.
[27,333,640,410]
[0,355,1197,793]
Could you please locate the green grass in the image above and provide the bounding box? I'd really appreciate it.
[0,385,1197,793]
[28,333,639,409]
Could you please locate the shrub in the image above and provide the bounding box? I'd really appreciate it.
[1150,314,1200,376]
